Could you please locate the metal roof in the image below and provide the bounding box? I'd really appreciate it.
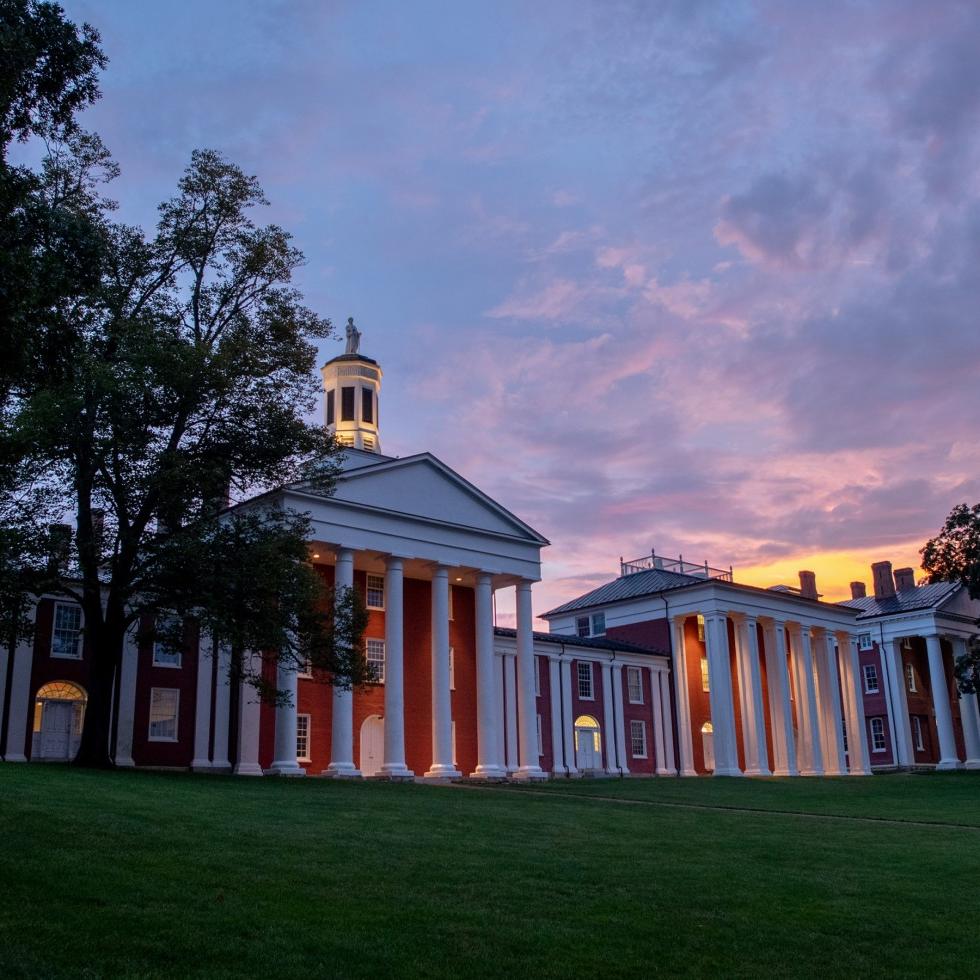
[542,567,706,617]
[838,581,960,620]
[493,626,665,657]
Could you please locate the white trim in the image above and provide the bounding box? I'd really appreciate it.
[51,602,83,660]
[449,646,455,691]
[911,715,925,752]
[576,660,594,700]
[147,687,180,742]
[870,716,887,753]
[630,719,648,759]
[905,661,917,693]
[366,637,385,684]
[366,573,385,611]
[862,662,879,694]
[626,665,643,704]
[296,712,312,762]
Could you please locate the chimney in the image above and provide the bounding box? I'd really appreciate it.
[798,570,818,600]
[850,581,867,600]
[893,567,916,592]
[47,523,72,575]
[871,561,896,600]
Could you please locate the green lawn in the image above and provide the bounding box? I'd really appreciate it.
[1,767,978,978]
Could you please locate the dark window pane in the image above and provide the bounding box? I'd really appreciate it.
[362,387,373,424]
[326,389,335,425]
[341,386,355,421]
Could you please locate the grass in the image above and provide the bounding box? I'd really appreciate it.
[1,767,978,978]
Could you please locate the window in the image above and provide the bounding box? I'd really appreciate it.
[534,657,540,697]
[627,667,643,704]
[536,714,543,756]
[361,387,374,424]
[577,661,593,699]
[912,716,925,751]
[576,616,590,638]
[448,586,454,622]
[858,633,873,651]
[298,658,313,679]
[901,636,913,650]
[590,612,605,637]
[905,662,917,693]
[366,573,385,610]
[700,655,710,693]
[326,389,335,426]
[870,716,886,753]
[296,714,311,762]
[51,603,82,659]
[449,647,455,690]
[630,720,648,758]
[575,613,605,637]
[697,614,705,643]
[341,386,355,421]
[152,616,182,668]
[366,639,385,683]
[863,663,879,694]
[148,688,179,741]
[451,720,457,765]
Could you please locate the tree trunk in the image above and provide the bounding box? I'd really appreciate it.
[73,620,124,769]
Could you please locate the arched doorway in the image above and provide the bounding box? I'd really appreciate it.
[359,715,384,777]
[701,721,714,773]
[33,682,87,761]
[574,715,602,772]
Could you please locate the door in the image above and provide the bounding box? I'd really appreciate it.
[40,702,72,760]
[359,715,384,777]
[575,728,598,771]
[702,726,715,772]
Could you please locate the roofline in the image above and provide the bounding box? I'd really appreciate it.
[492,626,667,657]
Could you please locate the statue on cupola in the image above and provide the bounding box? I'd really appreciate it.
[345,316,361,355]
[321,316,383,454]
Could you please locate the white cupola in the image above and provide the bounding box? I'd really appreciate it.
[320,317,382,453]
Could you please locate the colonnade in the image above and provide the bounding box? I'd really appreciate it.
[672,611,872,777]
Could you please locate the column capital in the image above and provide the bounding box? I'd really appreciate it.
[476,570,494,587]
[384,554,405,571]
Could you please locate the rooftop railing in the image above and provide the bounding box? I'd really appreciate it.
[620,550,733,582]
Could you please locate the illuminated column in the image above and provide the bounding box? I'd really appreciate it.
[703,613,742,776]
[951,638,980,769]
[3,602,36,762]
[233,653,263,776]
[600,661,617,774]
[651,668,667,774]
[548,656,566,775]
[324,548,360,777]
[268,655,304,776]
[836,632,871,775]
[763,620,798,776]
[114,625,139,768]
[658,671,676,774]
[211,643,232,771]
[513,581,546,779]
[611,663,629,775]
[813,629,846,775]
[926,633,960,770]
[886,638,914,767]
[789,624,823,776]
[425,565,460,778]
[191,628,214,771]
[560,656,579,776]
[381,556,413,779]
[494,654,506,769]
[504,653,518,773]
[671,616,697,777]
[473,572,505,778]
[734,616,770,776]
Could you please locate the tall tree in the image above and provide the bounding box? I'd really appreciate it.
[922,503,980,694]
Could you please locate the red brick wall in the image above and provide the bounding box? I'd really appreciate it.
[620,665,655,775]
[860,644,894,765]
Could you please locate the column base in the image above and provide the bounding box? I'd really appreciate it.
[847,767,872,776]
[190,759,212,772]
[964,759,980,770]
[773,768,799,777]
[712,767,744,777]
[656,767,677,776]
[937,759,963,771]
[115,756,135,768]
[265,762,306,777]
[800,768,825,777]
[471,764,508,780]
[377,764,415,780]
[4,754,27,763]
[371,770,415,781]
[423,764,462,780]
[233,762,264,777]
[321,764,362,779]
[511,766,548,781]
[679,768,699,777]
[744,767,773,777]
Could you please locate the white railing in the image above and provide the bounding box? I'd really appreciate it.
[620,550,733,582]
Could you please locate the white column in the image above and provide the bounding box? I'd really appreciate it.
[513,581,546,779]
[925,633,960,770]
[233,654,263,776]
[600,660,617,774]
[952,638,980,769]
[381,556,413,778]
[191,627,214,771]
[658,670,676,775]
[494,654,506,770]
[504,653,519,773]
[211,642,232,770]
[425,565,460,778]
[651,668,667,774]
[324,547,360,777]
[763,620,797,776]
[473,572,505,778]
[836,632,871,775]
[703,613,742,776]
[548,656,566,775]
[886,638,914,767]
[268,658,304,776]
[114,624,140,768]
[735,616,770,776]
[814,630,846,776]
[4,604,36,762]
[790,624,824,776]
[671,617,697,776]
[611,663,629,775]
[560,656,578,776]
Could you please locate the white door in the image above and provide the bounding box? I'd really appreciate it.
[575,728,598,771]
[702,730,715,772]
[40,702,72,760]
[359,716,384,777]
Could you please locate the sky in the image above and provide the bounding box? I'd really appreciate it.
[59,0,980,623]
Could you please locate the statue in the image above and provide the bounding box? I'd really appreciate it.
[345,316,361,355]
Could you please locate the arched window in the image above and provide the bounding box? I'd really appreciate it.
[36,681,87,703]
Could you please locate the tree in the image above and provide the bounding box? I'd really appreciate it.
[4,142,369,767]
[921,503,980,694]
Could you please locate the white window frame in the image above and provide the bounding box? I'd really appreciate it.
[51,602,83,660]
[590,612,606,637]
[630,720,647,758]
[448,586,454,622]
[858,633,873,651]
[700,655,710,693]
[366,638,385,683]
[905,662,917,693]
[627,666,643,704]
[449,646,455,691]
[697,614,705,643]
[870,716,886,753]
[862,663,879,694]
[366,574,385,611]
[152,615,182,669]
[536,713,543,757]
[534,656,540,697]
[148,687,180,742]
[296,713,311,762]
[577,661,594,700]
[912,715,925,751]
[575,615,590,638]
